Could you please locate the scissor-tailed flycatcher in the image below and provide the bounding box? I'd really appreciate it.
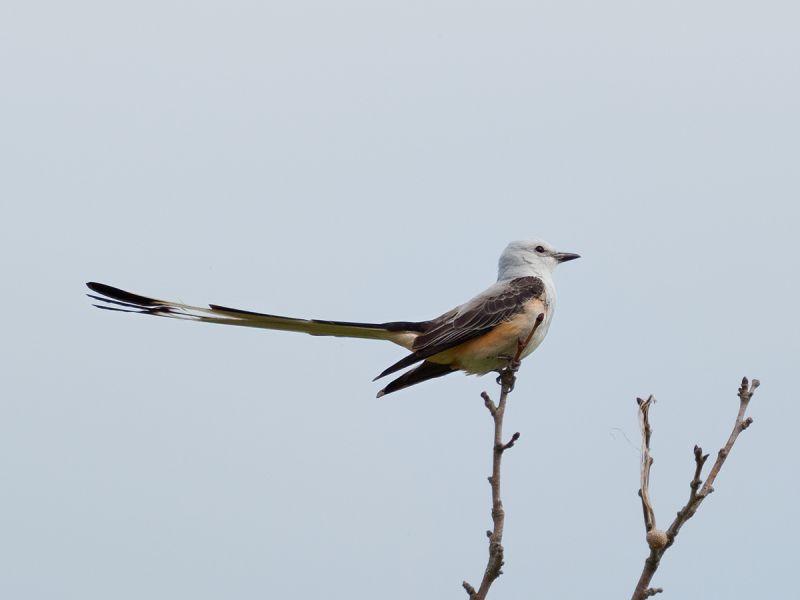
[87,240,579,396]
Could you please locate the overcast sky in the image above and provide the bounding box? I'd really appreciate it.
[2,1,798,599]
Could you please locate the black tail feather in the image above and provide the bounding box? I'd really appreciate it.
[86,282,161,307]
[377,361,455,397]
[92,304,144,314]
[373,352,425,381]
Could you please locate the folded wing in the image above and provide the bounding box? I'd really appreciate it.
[373,276,545,380]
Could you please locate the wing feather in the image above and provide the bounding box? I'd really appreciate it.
[373,276,545,379]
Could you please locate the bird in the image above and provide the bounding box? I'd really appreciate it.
[86,240,579,396]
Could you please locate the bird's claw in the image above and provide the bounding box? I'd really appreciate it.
[495,362,519,392]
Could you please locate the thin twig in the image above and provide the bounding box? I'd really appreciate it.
[463,313,544,600]
[637,396,657,533]
[630,377,760,600]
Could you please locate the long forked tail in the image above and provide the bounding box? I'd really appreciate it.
[86,282,424,343]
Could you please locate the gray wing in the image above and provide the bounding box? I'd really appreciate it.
[373,276,545,380]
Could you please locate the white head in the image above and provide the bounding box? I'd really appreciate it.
[497,239,580,281]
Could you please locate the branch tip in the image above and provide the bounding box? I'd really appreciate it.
[481,391,497,415]
[739,376,760,400]
[502,432,521,451]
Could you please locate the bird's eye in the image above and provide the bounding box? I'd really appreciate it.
[535,245,546,253]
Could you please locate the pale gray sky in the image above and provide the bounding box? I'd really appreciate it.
[2,1,798,598]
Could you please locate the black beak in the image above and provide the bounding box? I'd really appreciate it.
[554,252,581,263]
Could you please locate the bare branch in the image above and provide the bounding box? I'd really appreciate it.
[637,396,657,533]
[630,377,760,600]
[696,377,759,498]
[463,313,544,600]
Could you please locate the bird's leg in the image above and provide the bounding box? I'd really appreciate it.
[495,356,512,385]
[496,355,521,370]
[494,365,517,393]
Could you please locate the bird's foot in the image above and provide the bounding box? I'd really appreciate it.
[495,367,518,392]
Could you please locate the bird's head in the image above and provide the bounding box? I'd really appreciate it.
[497,239,580,280]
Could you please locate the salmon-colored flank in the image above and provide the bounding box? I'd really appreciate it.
[427,297,545,370]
